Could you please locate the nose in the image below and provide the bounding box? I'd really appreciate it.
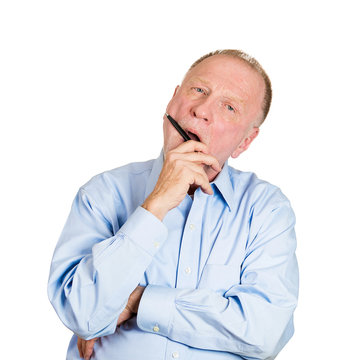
[191,98,213,123]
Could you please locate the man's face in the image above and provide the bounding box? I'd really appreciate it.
[163,55,265,167]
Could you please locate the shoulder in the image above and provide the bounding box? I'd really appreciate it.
[227,167,296,252]
[227,166,292,212]
[79,159,155,205]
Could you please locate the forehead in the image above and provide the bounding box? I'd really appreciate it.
[183,55,265,107]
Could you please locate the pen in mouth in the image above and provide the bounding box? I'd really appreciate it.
[165,113,191,142]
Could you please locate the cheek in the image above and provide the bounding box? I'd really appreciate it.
[163,118,169,136]
[163,118,183,154]
[166,94,189,116]
[208,123,242,156]
[163,119,172,147]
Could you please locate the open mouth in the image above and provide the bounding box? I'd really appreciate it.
[186,131,201,142]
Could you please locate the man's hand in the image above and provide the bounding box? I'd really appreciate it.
[117,285,145,325]
[77,337,97,360]
[77,286,145,359]
[142,141,221,220]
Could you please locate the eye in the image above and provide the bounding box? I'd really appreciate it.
[194,87,206,94]
[226,104,235,112]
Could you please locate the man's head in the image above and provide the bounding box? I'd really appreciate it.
[163,49,271,167]
[188,50,272,124]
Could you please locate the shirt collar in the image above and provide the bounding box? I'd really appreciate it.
[145,150,235,211]
[144,149,164,199]
[211,159,235,211]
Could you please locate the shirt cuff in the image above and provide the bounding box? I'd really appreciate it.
[119,206,168,257]
[137,284,178,337]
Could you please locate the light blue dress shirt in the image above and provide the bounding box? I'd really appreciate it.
[48,151,298,360]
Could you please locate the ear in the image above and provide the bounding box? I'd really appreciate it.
[231,127,260,158]
[172,85,180,97]
[165,86,180,114]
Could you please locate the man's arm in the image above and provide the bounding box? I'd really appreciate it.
[137,192,298,359]
[48,140,219,341]
[136,143,297,358]
[77,286,145,360]
[139,141,298,358]
[76,141,298,359]
[48,185,167,340]
[80,187,298,360]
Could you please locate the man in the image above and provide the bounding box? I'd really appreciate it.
[48,50,298,360]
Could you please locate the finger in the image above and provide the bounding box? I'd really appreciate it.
[117,306,132,326]
[84,339,96,360]
[191,171,213,195]
[172,140,209,154]
[82,339,87,360]
[77,337,83,359]
[182,163,213,194]
[174,151,221,172]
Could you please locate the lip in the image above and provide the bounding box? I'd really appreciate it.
[184,127,202,142]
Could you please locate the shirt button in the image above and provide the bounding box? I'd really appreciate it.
[153,241,160,248]
[185,267,191,274]
[172,351,179,358]
[189,224,195,230]
[153,325,160,332]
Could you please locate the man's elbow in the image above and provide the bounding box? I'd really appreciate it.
[241,320,294,360]
[58,304,117,340]
[48,286,117,340]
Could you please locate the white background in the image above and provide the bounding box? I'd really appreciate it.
[1,1,345,358]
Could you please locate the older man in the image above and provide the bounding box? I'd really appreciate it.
[48,50,298,360]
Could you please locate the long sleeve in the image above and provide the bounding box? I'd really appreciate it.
[137,193,298,360]
[49,158,299,360]
[48,187,167,340]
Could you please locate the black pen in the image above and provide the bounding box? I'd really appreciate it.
[165,113,191,142]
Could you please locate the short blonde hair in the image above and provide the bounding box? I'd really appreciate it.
[189,49,272,125]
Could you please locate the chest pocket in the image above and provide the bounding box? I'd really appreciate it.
[198,264,240,295]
